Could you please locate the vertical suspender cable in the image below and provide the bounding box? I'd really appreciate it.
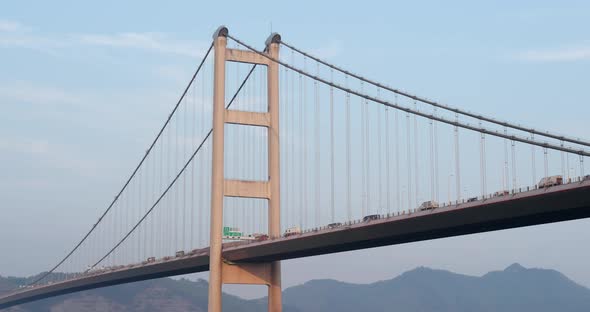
[361,83,367,216]
[406,111,411,210]
[544,147,549,179]
[366,96,371,213]
[566,152,570,182]
[434,108,439,202]
[479,120,486,197]
[159,125,164,254]
[503,128,509,191]
[511,140,517,191]
[330,69,335,222]
[143,151,149,259]
[414,101,419,207]
[189,80,197,249]
[303,57,309,229]
[138,168,142,261]
[183,89,187,251]
[126,170,131,261]
[314,62,320,227]
[289,51,295,228]
[531,133,537,185]
[429,117,434,200]
[377,89,383,213]
[151,144,156,257]
[561,141,566,178]
[454,114,460,202]
[395,95,400,212]
[299,58,304,228]
[198,67,205,247]
[386,106,391,213]
[346,77,352,221]
[174,110,179,253]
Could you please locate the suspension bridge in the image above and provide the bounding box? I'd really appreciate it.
[1,26,589,311]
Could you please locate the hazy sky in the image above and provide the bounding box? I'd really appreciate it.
[1,0,590,299]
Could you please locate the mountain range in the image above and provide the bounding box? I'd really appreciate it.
[2,263,589,311]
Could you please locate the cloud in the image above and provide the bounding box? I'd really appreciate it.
[0,20,27,32]
[310,40,343,60]
[0,20,207,57]
[0,138,49,155]
[0,82,82,107]
[76,32,207,58]
[516,45,590,62]
[0,137,102,179]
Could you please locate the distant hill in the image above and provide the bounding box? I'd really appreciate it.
[0,278,279,312]
[2,263,590,311]
[282,263,590,312]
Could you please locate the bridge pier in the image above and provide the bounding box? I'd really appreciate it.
[208,26,282,312]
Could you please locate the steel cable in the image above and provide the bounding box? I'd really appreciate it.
[279,40,590,148]
[227,35,590,157]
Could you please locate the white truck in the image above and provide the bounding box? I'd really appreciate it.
[284,226,301,237]
[538,175,563,188]
[418,200,439,211]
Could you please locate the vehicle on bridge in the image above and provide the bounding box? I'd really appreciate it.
[175,251,185,257]
[284,226,301,237]
[467,197,478,203]
[252,233,269,241]
[418,200,439,211]
[494,190,509,197]
[538,175,563,188]
[363,214,381,222]
[583,175,590,181]
[328,222,342,228]
[147,257,156,263]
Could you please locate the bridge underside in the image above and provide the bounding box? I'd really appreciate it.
[2,181,590,309]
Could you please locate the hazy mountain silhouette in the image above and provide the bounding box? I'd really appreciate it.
[282,263,590,312]
[2,263,589,311]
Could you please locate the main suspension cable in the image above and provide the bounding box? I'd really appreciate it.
[278,40,590,148]
[227,35,590,157]
[28,42,214,286]
[89,65,258,270]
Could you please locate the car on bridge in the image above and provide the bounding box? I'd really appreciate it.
[253,233,269,241]
[418,200,439,211]
[494,190,509,197]
[175,251,185,257]
[328,222,342,229]
[467,197,478,203]
[538,175,563,188]
[363,214,381,222]
[284,226,301,237]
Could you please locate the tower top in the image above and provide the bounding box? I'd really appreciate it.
[265,32,281,48]
[212,25,228,39]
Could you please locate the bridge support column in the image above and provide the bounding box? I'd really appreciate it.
[208,26,228,312]
[208,26,282,312]
[266,33,282,312]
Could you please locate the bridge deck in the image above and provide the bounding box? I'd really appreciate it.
[2,180,590,309]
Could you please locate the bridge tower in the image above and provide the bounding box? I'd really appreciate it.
[208,26,282,312]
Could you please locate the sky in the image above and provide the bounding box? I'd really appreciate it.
[1,0,590,299]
